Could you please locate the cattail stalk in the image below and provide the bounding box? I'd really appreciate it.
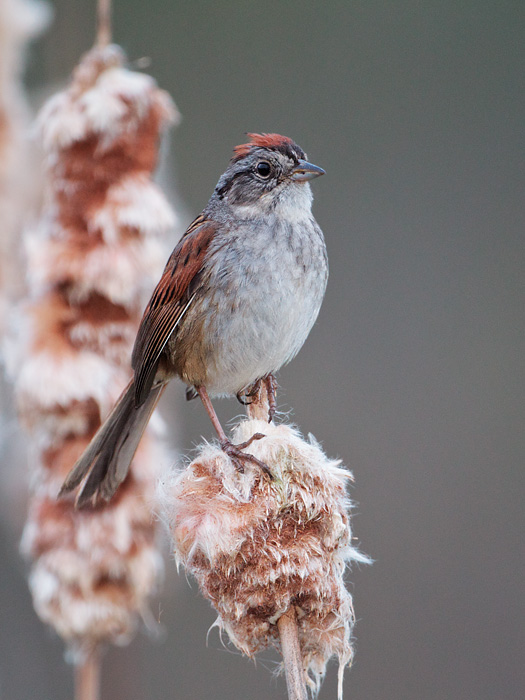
[75,650,101,700]
[96,0,111,49]
[278,607,308,700]
[247,389,309,700]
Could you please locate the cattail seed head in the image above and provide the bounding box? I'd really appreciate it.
[6,43,178,661]
[0,0,50,332]
[160,418,369,696]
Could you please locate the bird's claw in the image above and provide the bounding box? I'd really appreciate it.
[236,374,278,423]
[236,382,261,406]
[220,433,273,479]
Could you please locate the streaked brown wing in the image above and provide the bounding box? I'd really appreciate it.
[131,216,218,406]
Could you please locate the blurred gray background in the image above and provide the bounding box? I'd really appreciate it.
[1,1,524,698]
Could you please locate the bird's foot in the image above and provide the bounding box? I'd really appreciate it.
[220,433,273,479]
[236,374,277,423]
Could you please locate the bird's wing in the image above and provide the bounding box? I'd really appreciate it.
[131,215,218,406]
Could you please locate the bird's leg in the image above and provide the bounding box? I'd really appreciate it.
[264,374,277,423]
[195,385,272,478]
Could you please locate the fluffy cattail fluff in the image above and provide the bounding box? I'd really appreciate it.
[6,44,178,660]
[160,418,370,698]
[0,0,49,332]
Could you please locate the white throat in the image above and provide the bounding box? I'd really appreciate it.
[231,182,314,222]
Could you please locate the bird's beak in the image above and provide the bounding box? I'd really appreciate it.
[290,159,325,182]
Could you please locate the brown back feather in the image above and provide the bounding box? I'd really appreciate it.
[131,216,217,405]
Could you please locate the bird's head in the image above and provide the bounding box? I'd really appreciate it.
[212,133,325,217]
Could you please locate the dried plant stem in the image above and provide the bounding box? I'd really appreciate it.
[75,651,101,700]
[278,608,308,700]
[249,387,305,700]
[97,0,111,47]
[246,379,270,421]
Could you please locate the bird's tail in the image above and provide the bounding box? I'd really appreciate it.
[59,379,165,508]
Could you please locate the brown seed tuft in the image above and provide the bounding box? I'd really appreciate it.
[6,43,179,662]
[161,419,369,696]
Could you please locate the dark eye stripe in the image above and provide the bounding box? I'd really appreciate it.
[215,168,250,199]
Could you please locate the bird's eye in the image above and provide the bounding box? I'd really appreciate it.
[256,161,272,178]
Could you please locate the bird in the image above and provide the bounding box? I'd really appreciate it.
[59,133,328,507]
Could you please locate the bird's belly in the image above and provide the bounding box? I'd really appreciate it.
[172,241,326,395]
[203,286,321,395]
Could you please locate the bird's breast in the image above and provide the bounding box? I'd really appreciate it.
[171,216,328,396]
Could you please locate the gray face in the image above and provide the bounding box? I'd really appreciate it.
[213,149,302,207]
[210,144,306,206]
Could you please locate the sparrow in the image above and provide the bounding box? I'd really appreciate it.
[60,133,328,507]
